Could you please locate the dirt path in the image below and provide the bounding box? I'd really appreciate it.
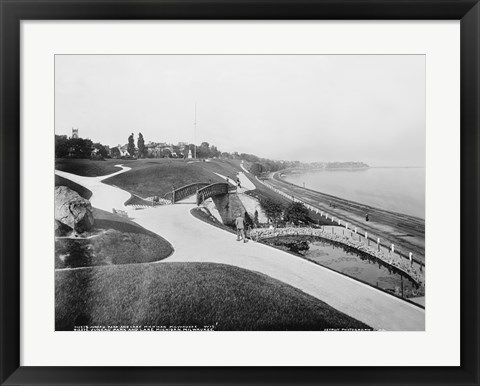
[55,168,425,331]
[268,172,425,264]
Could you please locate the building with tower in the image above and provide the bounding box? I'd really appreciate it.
[71,128,79,139]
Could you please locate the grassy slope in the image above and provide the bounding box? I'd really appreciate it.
[194,159,240,178]
[55,262,371,331]
[190,207,235,235]
[234,166,335,227]
[55,207,173,268]
[55,159,369,330]
[55,158,137,176]
[103,159,227,198]
[56,158,334,226]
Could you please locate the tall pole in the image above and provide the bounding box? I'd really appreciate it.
[194,102,197,159]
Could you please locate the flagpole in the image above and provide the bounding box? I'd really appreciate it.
[194,102,197,159]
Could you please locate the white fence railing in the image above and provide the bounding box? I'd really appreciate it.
[249,226,424,287]
[255,176,421,267]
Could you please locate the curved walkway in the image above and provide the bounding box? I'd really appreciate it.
[213,171,256,192]
[55,167,425,331]
[55,165,132,212]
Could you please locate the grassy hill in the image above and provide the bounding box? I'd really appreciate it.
[55,158,137,176]
[103,159,229,198]
[55,158,334,225]
[56,170,173,268]
[55,262,371,331]
[55,207,173,269]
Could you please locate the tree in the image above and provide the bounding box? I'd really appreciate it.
[171,145,180,158]
[127,133,136,156]
[284,202,310,225]
[137,133,146,158]
[110,147,121,158]
[210,145,220,158]
[162,148,172,158]
[250,163,264,177]
[55,135,70,158]
[196,142,211,158]
[260,198,284,227]
[68,138,93,158]
[92,142,109,158]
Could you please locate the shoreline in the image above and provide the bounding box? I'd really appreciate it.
[277,170,425,222]
[260,171,425,264]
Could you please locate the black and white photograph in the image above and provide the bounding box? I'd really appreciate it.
[54,54,426,332]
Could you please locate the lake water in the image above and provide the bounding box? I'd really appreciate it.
[283,168,425,219]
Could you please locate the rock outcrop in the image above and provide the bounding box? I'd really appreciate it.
[55,186,94,234]
[54,219,72,237]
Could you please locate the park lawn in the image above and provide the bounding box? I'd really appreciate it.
[55,207,173,269]
[103,159,228,198]
[55,262,371,331]
[55,158,138,176]
[55,158,333,226]
[194,159,241,178]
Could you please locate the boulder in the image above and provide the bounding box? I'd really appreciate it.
[54,219,72,237]
[55,186,94,233]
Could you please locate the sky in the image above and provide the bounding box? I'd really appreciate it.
[55,55,425,167]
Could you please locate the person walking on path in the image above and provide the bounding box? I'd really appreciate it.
[235,214,247,243]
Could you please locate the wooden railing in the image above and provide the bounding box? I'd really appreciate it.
[196,183,229,205]
[172,183,209,203]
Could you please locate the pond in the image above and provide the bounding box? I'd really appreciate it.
[261,235,421,298]
[305,239,420,297]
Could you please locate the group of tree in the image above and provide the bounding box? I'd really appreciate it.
[259,199,311,227]
[55,135,110,160]
[55,135,93,159]
[124,132,148,158]
[56,130,305,169]
[248,158,299,177]
[195,142,221,159]
[284,202,311,225]
[140,141,222,159]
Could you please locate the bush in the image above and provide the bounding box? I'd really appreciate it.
[284,202,310,225]
[260,198,284,226]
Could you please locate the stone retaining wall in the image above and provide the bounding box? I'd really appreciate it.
[249,226,425,287]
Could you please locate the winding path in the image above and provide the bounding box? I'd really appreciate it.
[55,165,132,212]
[55,166,425,331]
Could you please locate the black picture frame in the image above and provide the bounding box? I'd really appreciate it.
[1,0,478,385]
